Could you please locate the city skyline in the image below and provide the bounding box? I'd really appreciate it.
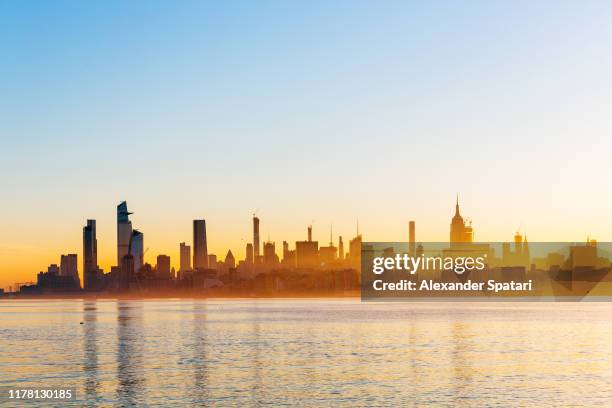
[2,196,606,291]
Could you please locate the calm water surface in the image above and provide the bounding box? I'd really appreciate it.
[1,299,611,407]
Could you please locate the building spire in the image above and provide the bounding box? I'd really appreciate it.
[455,193,460,216]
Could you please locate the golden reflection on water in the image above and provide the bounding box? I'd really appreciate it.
[116,301,144,406]
[83,300,98,404]
[1,300,612,406]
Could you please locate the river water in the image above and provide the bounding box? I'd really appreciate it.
[1,299,611,406]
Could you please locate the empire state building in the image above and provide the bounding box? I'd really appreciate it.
[450,196,473,243]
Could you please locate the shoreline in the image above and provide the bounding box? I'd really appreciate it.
[0,291,362,300]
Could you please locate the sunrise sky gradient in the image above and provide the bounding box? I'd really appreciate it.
[2,1,612,288]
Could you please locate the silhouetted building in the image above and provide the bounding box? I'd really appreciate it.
[253,216,260,260]
[193,220,208,269]
[83,219,98,290]
[140,262,154,279]
[208,254,218,269]
[319,246,336,264]
[48,264,59,275]
[157,255,171,279]
[450,196,473,243]
[281,241,296,267]
[130,230,144,272]
[263,241,279,266]
[117,201,133,266]
[319,227,337,265]
[246,243,254,265]
[120,254,134,290]
[34,263,80,292]
[295,225,318,268]
[502,233,530,268]
[296,241,318,269]
[60,254,79,287]
[409,221,416,256]
[282,248,296,268]
[180,242,191,272]
[36,273,72,291]
[338,236,344,260]
[348,234,362,270]
[569,243,598,269]
[225,250,236,269]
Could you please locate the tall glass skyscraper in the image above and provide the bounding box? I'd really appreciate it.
[117,201,133,266]
[193,220,208,269]
[83,219,98,290]
[130,230,144,273]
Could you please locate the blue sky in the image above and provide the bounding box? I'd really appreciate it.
[2,1,612,285]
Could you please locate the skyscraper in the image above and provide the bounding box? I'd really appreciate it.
[156,255,171,279]
[193,220,208,269]
[60,254,79,287]
[450,196,473,243]
[130,230,144,272]
[117,201,133,266]
[253,216,260,259]
[281,242,297,268]
[83,219,98,290]
[225,250,236,268]
[318,225,336,264]
[338,236,344,260]
[120,253,134,290]
[348,234,362,270]
[263,241,279,265]
[318,244,337,265]
[296,240,318,269]
[409,221,416,256]
[208,254,218,269]
[246,243,254,264]
[296,225,318,268]
[180,242,191,272]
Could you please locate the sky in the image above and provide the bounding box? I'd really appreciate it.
[2,1,612,288]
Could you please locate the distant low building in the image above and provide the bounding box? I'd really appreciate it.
[32,263,80,292]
